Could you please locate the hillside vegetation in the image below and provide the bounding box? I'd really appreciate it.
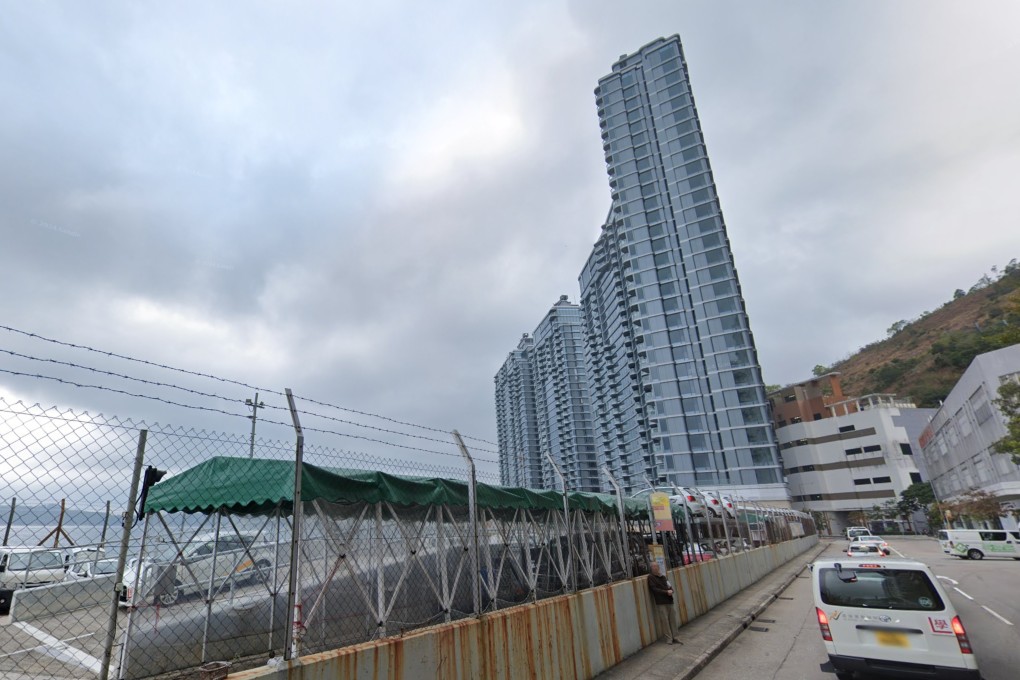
[818,261,1020,408]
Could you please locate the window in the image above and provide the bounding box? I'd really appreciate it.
[863,445,882,453]
[900,442,914,456]
[910,472,922,484]
[872,476,892,484]
[791,416,803,424]
[818,568,944,611]
[838,425,856,433]
[845,447,863,455]
[813,413,823,420]
[853,478,871,485]
[979,531,1007,541]
[784,394,797,402]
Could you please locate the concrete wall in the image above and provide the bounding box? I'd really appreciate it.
[232,535,818,680]
[9,575,117,623]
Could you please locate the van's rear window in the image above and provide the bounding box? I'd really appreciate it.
[819,568,945,611]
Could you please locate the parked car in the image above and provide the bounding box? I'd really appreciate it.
[700,491,735,519]
[812,558,980,679]
[692,489,724,518]
[122,531,275,606]
[0,546,67,615]
[681,543,715,564]
[668,487,707,518]
[68,558,121,580]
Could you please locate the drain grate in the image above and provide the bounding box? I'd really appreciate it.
[757,618,776,623]
[777,596,794,600]
[748,626,770,632]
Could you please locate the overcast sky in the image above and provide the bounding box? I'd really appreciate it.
[2,0,1019,481]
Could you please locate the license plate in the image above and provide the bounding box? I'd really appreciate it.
[875,631,909,647]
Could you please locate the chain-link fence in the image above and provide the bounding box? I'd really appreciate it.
[1,397,815,679]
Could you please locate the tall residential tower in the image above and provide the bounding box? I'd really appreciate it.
[496,296,600,491]
[582,36,784,498]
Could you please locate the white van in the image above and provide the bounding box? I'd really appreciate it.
[937,529,1020,560]
[811,558,980,680]
[0,546,68,615]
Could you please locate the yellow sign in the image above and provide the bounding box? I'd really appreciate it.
[649,543,666,574]
[650,492,674,532]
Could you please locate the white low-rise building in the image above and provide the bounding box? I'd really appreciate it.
[918,344,1020,531]
[770,376,930,536]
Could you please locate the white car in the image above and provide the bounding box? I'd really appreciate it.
[812,558,980,680]
[669,487,707,518]
[68,558,121,580]
[0,546,68,615]
[689,488,722,518]
[123,531,274,606]
[701,491,737,519]
[846,543,885,559]
[849,535,891,555]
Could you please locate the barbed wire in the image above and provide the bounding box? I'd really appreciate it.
[0,347,499,455]
[0,324,498,446]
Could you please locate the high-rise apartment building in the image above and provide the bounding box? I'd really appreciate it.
[495,297,601,491]
[495,334,541,488]
[581,36,783,497]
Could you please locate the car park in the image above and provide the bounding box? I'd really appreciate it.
[937,528,1020,560]
[812,558,980,680]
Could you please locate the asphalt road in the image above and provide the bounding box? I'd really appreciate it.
[695,536,1019,680]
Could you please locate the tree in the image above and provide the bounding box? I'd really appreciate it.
[946,489,1004,527]
[953,288,966,300]
[812,364,829,377]
[992,380,1020,465]
[899,482,935,513]
[887,320,909,337]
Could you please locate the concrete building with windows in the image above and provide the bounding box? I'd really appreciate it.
[918,344,1020,531]
[495,297,601,492]
[495,334,541,489]
[769,374,931,536]
[579,35,783,498]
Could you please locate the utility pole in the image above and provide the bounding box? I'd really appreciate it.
[246,392,265,458]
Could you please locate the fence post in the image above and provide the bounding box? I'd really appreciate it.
[3,497,16,546]
[284,388,305,661]
[601,466,632,578]
[452,431,481,617]
[669,483,696,565]
[99,428,147,680]
[546,453,575,593]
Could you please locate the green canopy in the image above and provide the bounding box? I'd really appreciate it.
[144,457,647,519]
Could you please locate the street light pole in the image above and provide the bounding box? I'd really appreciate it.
[246,392,265,458]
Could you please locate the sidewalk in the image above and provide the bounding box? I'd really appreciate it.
[596,540,831,680]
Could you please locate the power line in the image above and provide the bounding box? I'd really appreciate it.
[0,324,498,446]
[1,346,499,455]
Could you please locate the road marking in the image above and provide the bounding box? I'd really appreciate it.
[953,587,974,600]
[11,622,101,674]
[936,575,959,586]
[981,606,1014,626]
[890,546,905,557]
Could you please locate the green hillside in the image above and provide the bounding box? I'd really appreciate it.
[818,261,1020,407]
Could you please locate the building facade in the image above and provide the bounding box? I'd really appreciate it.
[770,376,931,536]
[495,333,542,488]
[918,344,1020,531]
[495,297,600,492]
[580,36,783,498]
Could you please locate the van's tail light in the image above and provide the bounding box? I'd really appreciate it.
[816,607,832,641]
[687,495,696,502]
[951,616,972,654]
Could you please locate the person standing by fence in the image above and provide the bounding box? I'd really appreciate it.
[647,563,682,645]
